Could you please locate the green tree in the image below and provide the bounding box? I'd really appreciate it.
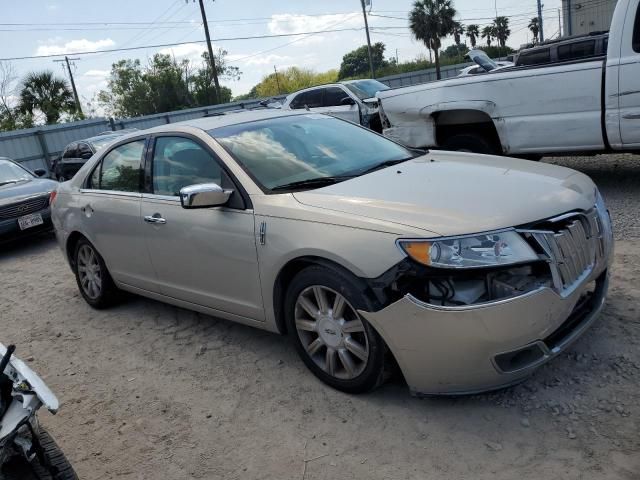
[528,17,540,44]
[409,0,457,80]
[493,16,511,48]
[452,21,465,45]
[252,67,338,98]
[441,43,467,60]
[18,71,75,124]
[466,24,480,48]
[338,43,388,79]
[482,25,495,47]
[98,50,240,117]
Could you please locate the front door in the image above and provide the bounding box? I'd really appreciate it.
[619,1,640,146]
[314,87,361,124]
[141,135,264,321]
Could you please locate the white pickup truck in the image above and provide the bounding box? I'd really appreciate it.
[377,0,640,157]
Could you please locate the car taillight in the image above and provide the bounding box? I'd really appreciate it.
[49,190,57,206]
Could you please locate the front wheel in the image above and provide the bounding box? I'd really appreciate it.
[285,266,387,393]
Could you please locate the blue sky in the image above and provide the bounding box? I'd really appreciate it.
[1,0,562,114]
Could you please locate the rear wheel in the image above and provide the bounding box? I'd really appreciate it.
[74,237,119,309]
[30,429,79,480]
[441,133,500,155]
[285,266,386,393]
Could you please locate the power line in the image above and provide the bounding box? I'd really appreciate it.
[1,26,405,62]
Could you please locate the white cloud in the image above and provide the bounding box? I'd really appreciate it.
[36,38,115,56]
[227,53,292,66]
[268,13,361,35]
[83,69,110,78]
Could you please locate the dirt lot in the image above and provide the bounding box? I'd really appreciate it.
[1,154,639,480]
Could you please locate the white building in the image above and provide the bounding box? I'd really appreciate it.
[562,0,617,36]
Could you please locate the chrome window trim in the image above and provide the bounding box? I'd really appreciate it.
[79,189,141,199]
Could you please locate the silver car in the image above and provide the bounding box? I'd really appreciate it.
[51,110,613,395]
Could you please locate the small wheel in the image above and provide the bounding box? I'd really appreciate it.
[74,237,119,309]
[285,265,386,393]
[441,133,500,155]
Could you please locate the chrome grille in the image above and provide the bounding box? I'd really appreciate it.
[0,195,49,220]
[526,210,605,293]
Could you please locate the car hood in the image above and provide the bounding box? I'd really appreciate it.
[0,178,57,206]
[293,151,596,237]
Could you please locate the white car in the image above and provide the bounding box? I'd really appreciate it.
[280,79,390,132]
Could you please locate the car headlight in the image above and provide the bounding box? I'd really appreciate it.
[398,230,538,269]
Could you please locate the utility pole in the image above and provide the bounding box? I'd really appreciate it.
[54,56,83,117]
[187,0,220,103]
[558,8,562,37]
[360,0,375,78]
[273,65,282,94]
[537,0,545,42]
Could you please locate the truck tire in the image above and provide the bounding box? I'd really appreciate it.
[0,429,78,480]
[441,133,499,155]
[30,429,79,480]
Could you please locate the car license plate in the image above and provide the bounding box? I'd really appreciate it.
[18,213,43,230]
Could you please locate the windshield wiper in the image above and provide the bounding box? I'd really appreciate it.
[271,175,355,192]
[356,157,414,176]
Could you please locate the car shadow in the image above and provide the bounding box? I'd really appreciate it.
[0,232,57,262]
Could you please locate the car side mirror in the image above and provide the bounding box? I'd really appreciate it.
[340,96,356,106]
[180,183,233,209]
[80,151,93,160]
[33,168,47,177]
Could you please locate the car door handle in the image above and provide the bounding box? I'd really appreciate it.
[144,214,166,225]
[622,113,640,119]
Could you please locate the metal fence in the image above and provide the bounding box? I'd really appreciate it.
[0,62,472,174]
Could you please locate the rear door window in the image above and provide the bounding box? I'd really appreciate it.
[290,90,322,109]
[95,140,145,192]
[558,40,596,61]
[518,48,551,65]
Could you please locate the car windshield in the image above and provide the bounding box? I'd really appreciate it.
[468,49,499,72]
[0,160,32,185]
[90,136,121,151]
[344,80,390,99]
[210,114,415,191]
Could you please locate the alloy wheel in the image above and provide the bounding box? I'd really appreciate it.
[77,244,102,300]
[294,286,369,380]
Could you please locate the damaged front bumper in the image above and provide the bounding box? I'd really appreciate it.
[361,268,608,395]
[360,206,613,396]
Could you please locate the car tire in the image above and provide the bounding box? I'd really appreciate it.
[284,265,386,394]
[73,237,119,309]
[30,429,79,480]
[441,133,500,155]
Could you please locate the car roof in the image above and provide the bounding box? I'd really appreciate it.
[145,109,310,133]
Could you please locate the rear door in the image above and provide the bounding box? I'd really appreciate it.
[313,86,360,123]
[618,1,640,146]
[140,134,264,321]
[79,137,158,291]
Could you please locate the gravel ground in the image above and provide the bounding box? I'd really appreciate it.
[544,153,640,239]
[1,155,639,480]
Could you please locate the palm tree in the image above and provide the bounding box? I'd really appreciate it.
[466,24,480,48]
[18,71,75,124]
[409,0,457,80]
[528,17,540,44]
[452,21,465,45]
[482,25,495,47]
[493,16,511,48]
